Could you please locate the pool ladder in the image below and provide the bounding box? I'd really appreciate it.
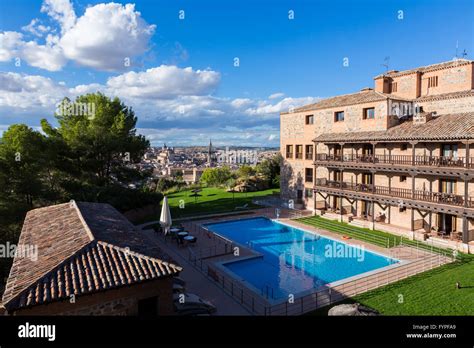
[261,284,274,299]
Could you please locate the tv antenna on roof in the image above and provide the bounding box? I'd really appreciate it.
[382,56,390,72]
[454,40,468,60]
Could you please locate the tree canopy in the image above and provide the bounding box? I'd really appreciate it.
[256,153,282,187]
[200,166,234,187]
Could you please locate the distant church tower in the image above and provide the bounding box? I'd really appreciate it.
[207,139,215,165]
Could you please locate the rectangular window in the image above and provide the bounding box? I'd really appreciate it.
[334,111,344,122]
[305,188,313,198]
[428,76,438,88]
[362,173,372,185]
[441,144,458,158]
[401,144,408,151]
[363,107,375,120]
[295,145,303,159]
[286,145,293,159]
[439,179,456,194]
[305,115,314,125]
[391,82,398,93]
[400,175,407,182]
[305,145,314,160]
[305,168,313,183]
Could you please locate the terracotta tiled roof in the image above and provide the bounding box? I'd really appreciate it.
[2,201,181,311]
[15,241,181,309]
[416,89,474,102]
[374,59,473,79]
[314,113,474,143]
[283,90,408,114]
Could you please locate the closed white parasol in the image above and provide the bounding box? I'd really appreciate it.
[160,196,172,235]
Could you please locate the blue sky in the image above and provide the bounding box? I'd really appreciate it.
[1,0,473,146]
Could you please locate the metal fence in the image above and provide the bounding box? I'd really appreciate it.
[266,252,449,316]
[183,215,457,316]
[187,251,270,315]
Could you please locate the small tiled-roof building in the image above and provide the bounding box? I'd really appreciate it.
[1,201,181,316]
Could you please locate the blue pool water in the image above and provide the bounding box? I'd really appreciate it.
[205,217,398,300]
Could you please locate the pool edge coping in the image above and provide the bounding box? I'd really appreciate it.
[204,215,410,306]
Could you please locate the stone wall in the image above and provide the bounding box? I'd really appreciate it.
[12,278,174,316]
[419,95,474,115]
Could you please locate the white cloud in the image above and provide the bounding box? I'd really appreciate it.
[0,31,66,71]
[0,32,23,61]
[0,67,318,146]
[0,72,67,110]
[21,19,51,37]
[40,0,76,33]
[21,37,67,71]
[268,134,276,141]
[60,3,155,71]
[106,65,220,99]
[0,1,156,71]
[230,98,253,108]
[68,83,103,95]
[244,97,321,116]
[137,125,281,147]
[268,92,285,99]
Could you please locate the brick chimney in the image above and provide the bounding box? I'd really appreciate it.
[413,112,434,125]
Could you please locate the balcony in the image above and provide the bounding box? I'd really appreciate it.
[316,154,474,168]
[315,178,474,208]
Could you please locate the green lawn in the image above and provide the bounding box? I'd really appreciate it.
[297,216,457,257]
[297,216,399,248]
[164,187,279,219]
[298,216,474,315]
[309,257,474,315]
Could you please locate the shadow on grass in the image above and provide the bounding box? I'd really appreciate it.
[170,196,261,218]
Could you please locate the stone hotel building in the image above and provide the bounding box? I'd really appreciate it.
[280,59,474,253]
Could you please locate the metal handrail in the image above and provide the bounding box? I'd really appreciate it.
[315,179,474,208]
[316,153,473,168]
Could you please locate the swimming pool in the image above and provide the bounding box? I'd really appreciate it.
[205,217,398,300]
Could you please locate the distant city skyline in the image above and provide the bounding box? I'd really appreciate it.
[1,0,473,146]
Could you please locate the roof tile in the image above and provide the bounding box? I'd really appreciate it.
[2,201,181,311]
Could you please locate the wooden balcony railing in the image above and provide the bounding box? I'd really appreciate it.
[316,154,474,168]
[315,179,474,208]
